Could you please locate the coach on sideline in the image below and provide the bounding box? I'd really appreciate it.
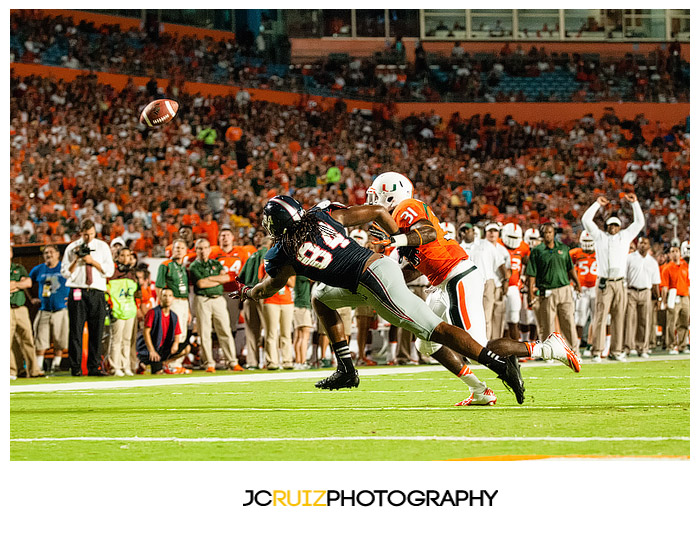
[526,222,580,355]
[624,237,661,358]
[61,219,114,376]
[582,192,644,362]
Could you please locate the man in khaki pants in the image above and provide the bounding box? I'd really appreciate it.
[582,192,645,362]
[526,223,581,356]
[11,248,43,379]
[624,237,661,358]
[190,239,243,372]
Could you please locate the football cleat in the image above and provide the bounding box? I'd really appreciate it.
[456,388,497,406]
[542,332,581,372]
[315,369,360,391]
[591,354,602,363]
[496,355,525,405]
[164,365,192,375]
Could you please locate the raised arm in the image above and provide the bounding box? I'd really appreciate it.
[581,197,606,241]
[331,205,399,235]
[621,193,645,241]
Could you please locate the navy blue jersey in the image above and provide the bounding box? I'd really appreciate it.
[264,203,374,291]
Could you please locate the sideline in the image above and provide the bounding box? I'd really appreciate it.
[9,354,689,394]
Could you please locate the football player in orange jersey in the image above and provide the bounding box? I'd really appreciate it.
[569,231,598,357]
[500,223,530,341]
[367,173,579,404]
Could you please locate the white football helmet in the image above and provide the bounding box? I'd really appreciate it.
[349,229,369,248]
[366,172,414,212]
[502,223,523,249]
[440,222,456,241]
[524,228,541,248]
[580,230,595,253]
[681,240,690,259]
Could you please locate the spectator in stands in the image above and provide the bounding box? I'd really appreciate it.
[190,238,243,372]
[61,219,114,376]
[29,244,69,374]
[582,192,644,362]
[136,287,191,374]
[526,222,580,354]
[106,247,140,376]
[661,245,690,354]
[11,247,43,379]
[155,238,191,374]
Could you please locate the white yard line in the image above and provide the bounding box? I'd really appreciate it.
[9,354,690,394]
[10,435,690,443]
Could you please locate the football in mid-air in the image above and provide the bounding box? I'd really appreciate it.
[139,98,179,127]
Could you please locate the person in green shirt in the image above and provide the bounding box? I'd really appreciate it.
[107,247,140,377]
[526,223,581,355]
[10,247,42,378]
[238,236,270,369]
[190,238,243,373]
[292,275,313,370]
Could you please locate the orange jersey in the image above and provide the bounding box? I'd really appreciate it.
[570,248,598,288]
[661,260,690,296]
[209,245,244,293]
[392,198,467,286]
[501,240,530,288]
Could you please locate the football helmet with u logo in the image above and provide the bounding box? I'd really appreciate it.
[262,195,305,238]
[366,172,414,212]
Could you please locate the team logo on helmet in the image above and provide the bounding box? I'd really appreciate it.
[262,195,305,238]
[366,172,414,212]
[580,230,595,253]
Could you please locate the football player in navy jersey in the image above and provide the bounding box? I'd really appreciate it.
[230,195,526,403]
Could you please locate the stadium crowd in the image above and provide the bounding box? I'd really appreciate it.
[9,12,690,379]
[10,11,690,103]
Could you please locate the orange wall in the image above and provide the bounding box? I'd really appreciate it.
[291,38,690,63]
[14,9,235,42]
[11,63,689,127]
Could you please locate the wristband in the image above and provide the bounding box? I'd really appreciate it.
[391,234,408,247]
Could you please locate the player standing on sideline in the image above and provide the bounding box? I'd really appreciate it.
[500,223,530,341]
[229,194,526,404]
[569,231,598,357]
[660,245,690,354]
[365,173,579,402]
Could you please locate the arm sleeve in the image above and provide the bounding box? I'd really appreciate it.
[581,202,603,241]
[155,263,167,288]
[524,249,538,277]
[60,243,74,280]
[660,265,669,288]
[651,261,661,285]
[622,201,645,241]
[100,242,115,278]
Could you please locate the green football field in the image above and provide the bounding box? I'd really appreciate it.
[10,356,690,461]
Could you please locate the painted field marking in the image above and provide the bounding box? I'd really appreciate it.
[10,435,690,443]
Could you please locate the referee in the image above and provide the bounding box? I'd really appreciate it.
[61,219,114,376]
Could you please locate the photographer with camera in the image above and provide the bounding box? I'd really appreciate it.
[61,219,114,376]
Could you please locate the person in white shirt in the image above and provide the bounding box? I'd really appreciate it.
[581,192,645,361]
[466,222,510,341]
[61,219,115,376]
[624,237,661,358]
[486,223,512,340]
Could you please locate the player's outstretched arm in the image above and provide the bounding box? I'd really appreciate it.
[230,264,296,302]
[332,205,399,234]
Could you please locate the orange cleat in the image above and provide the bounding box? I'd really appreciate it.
[231,364,244,371]
[206,366,216,373]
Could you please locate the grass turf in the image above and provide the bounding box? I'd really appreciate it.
[10,359,689,461]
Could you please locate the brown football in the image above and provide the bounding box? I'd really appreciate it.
[139,98,179,127]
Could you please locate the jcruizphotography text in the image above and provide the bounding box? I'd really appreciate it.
[243,489,498,507]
